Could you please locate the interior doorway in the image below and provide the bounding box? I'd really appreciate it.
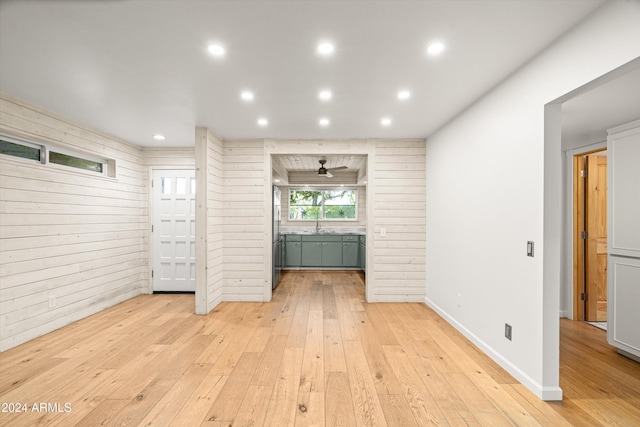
[573,150,607,322]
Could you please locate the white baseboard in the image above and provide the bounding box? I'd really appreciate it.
[424,297,563,401]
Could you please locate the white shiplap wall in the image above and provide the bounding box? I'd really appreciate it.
[206,130,224,310]
[371,139,426,302]
[222,140,267,301]
[0,94,147,351]
[142,147,195,167]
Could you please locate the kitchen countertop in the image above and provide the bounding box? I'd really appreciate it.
[280,228,365,236]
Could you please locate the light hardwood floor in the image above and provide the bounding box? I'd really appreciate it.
[1,271,639,426]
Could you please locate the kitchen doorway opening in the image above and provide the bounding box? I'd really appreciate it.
[268,151,372,302]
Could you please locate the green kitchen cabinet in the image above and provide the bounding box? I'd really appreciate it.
[285,235,302,267]
[301,242,323,267]
[300,235,343,267]
[342,241,359,267]
[286,233,364,268]
[322,242,343,266]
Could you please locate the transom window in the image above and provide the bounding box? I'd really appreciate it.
[0,138,44,163]
[0,134,113,177]
[289,189,357,220]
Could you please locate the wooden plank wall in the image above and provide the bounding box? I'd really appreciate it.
[0,95,147,351]
[141,147,195,167]
[371,139,426,302]
[206,130,224,309]
[222,140,267,301]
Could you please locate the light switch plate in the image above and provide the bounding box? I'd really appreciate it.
[527,241,534,257]
[380,228,386,237]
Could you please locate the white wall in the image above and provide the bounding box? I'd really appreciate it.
[195,128,224,313]
[371,139,426,301]
[0,94,147,351]
[206,131,224,310]
[142,147,195,168]
[425,0,640,400]
[222,140,268,301]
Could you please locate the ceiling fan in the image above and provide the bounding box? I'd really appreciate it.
[317,159,347,178]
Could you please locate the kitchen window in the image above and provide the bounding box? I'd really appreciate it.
[289,189,357,220]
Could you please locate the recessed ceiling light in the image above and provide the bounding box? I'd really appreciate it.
[317,42,334,55]
[207,44,225,56]
[274,179,280,183]
[397,90,411,100]
[241,91,254,101]
[319,90,332,100]
[257,118,268,126]
[319,118,330,127]
[153,134,165,140]
[427,42,445,55]
[381,118,392,126]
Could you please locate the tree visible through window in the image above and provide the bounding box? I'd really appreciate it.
[289,189,357,220]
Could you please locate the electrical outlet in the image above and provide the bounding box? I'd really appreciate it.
[380,228,386,237]
[505,323,512,341]
[49,295,56,308]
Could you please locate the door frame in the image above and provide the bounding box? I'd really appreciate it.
[147,166,196,295]
[566,143,606,320]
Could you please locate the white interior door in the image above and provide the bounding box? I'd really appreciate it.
[152,170,196,292]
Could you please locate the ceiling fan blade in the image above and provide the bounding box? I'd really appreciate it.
[327,166,348,171]
[325,171,333,178]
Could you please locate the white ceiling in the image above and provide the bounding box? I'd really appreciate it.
[561,64,640,150]
[0,0,609,148]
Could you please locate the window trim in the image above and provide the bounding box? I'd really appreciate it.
[288,188,359,221]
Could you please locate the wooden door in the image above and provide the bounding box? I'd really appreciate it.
[585,155,607,321]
